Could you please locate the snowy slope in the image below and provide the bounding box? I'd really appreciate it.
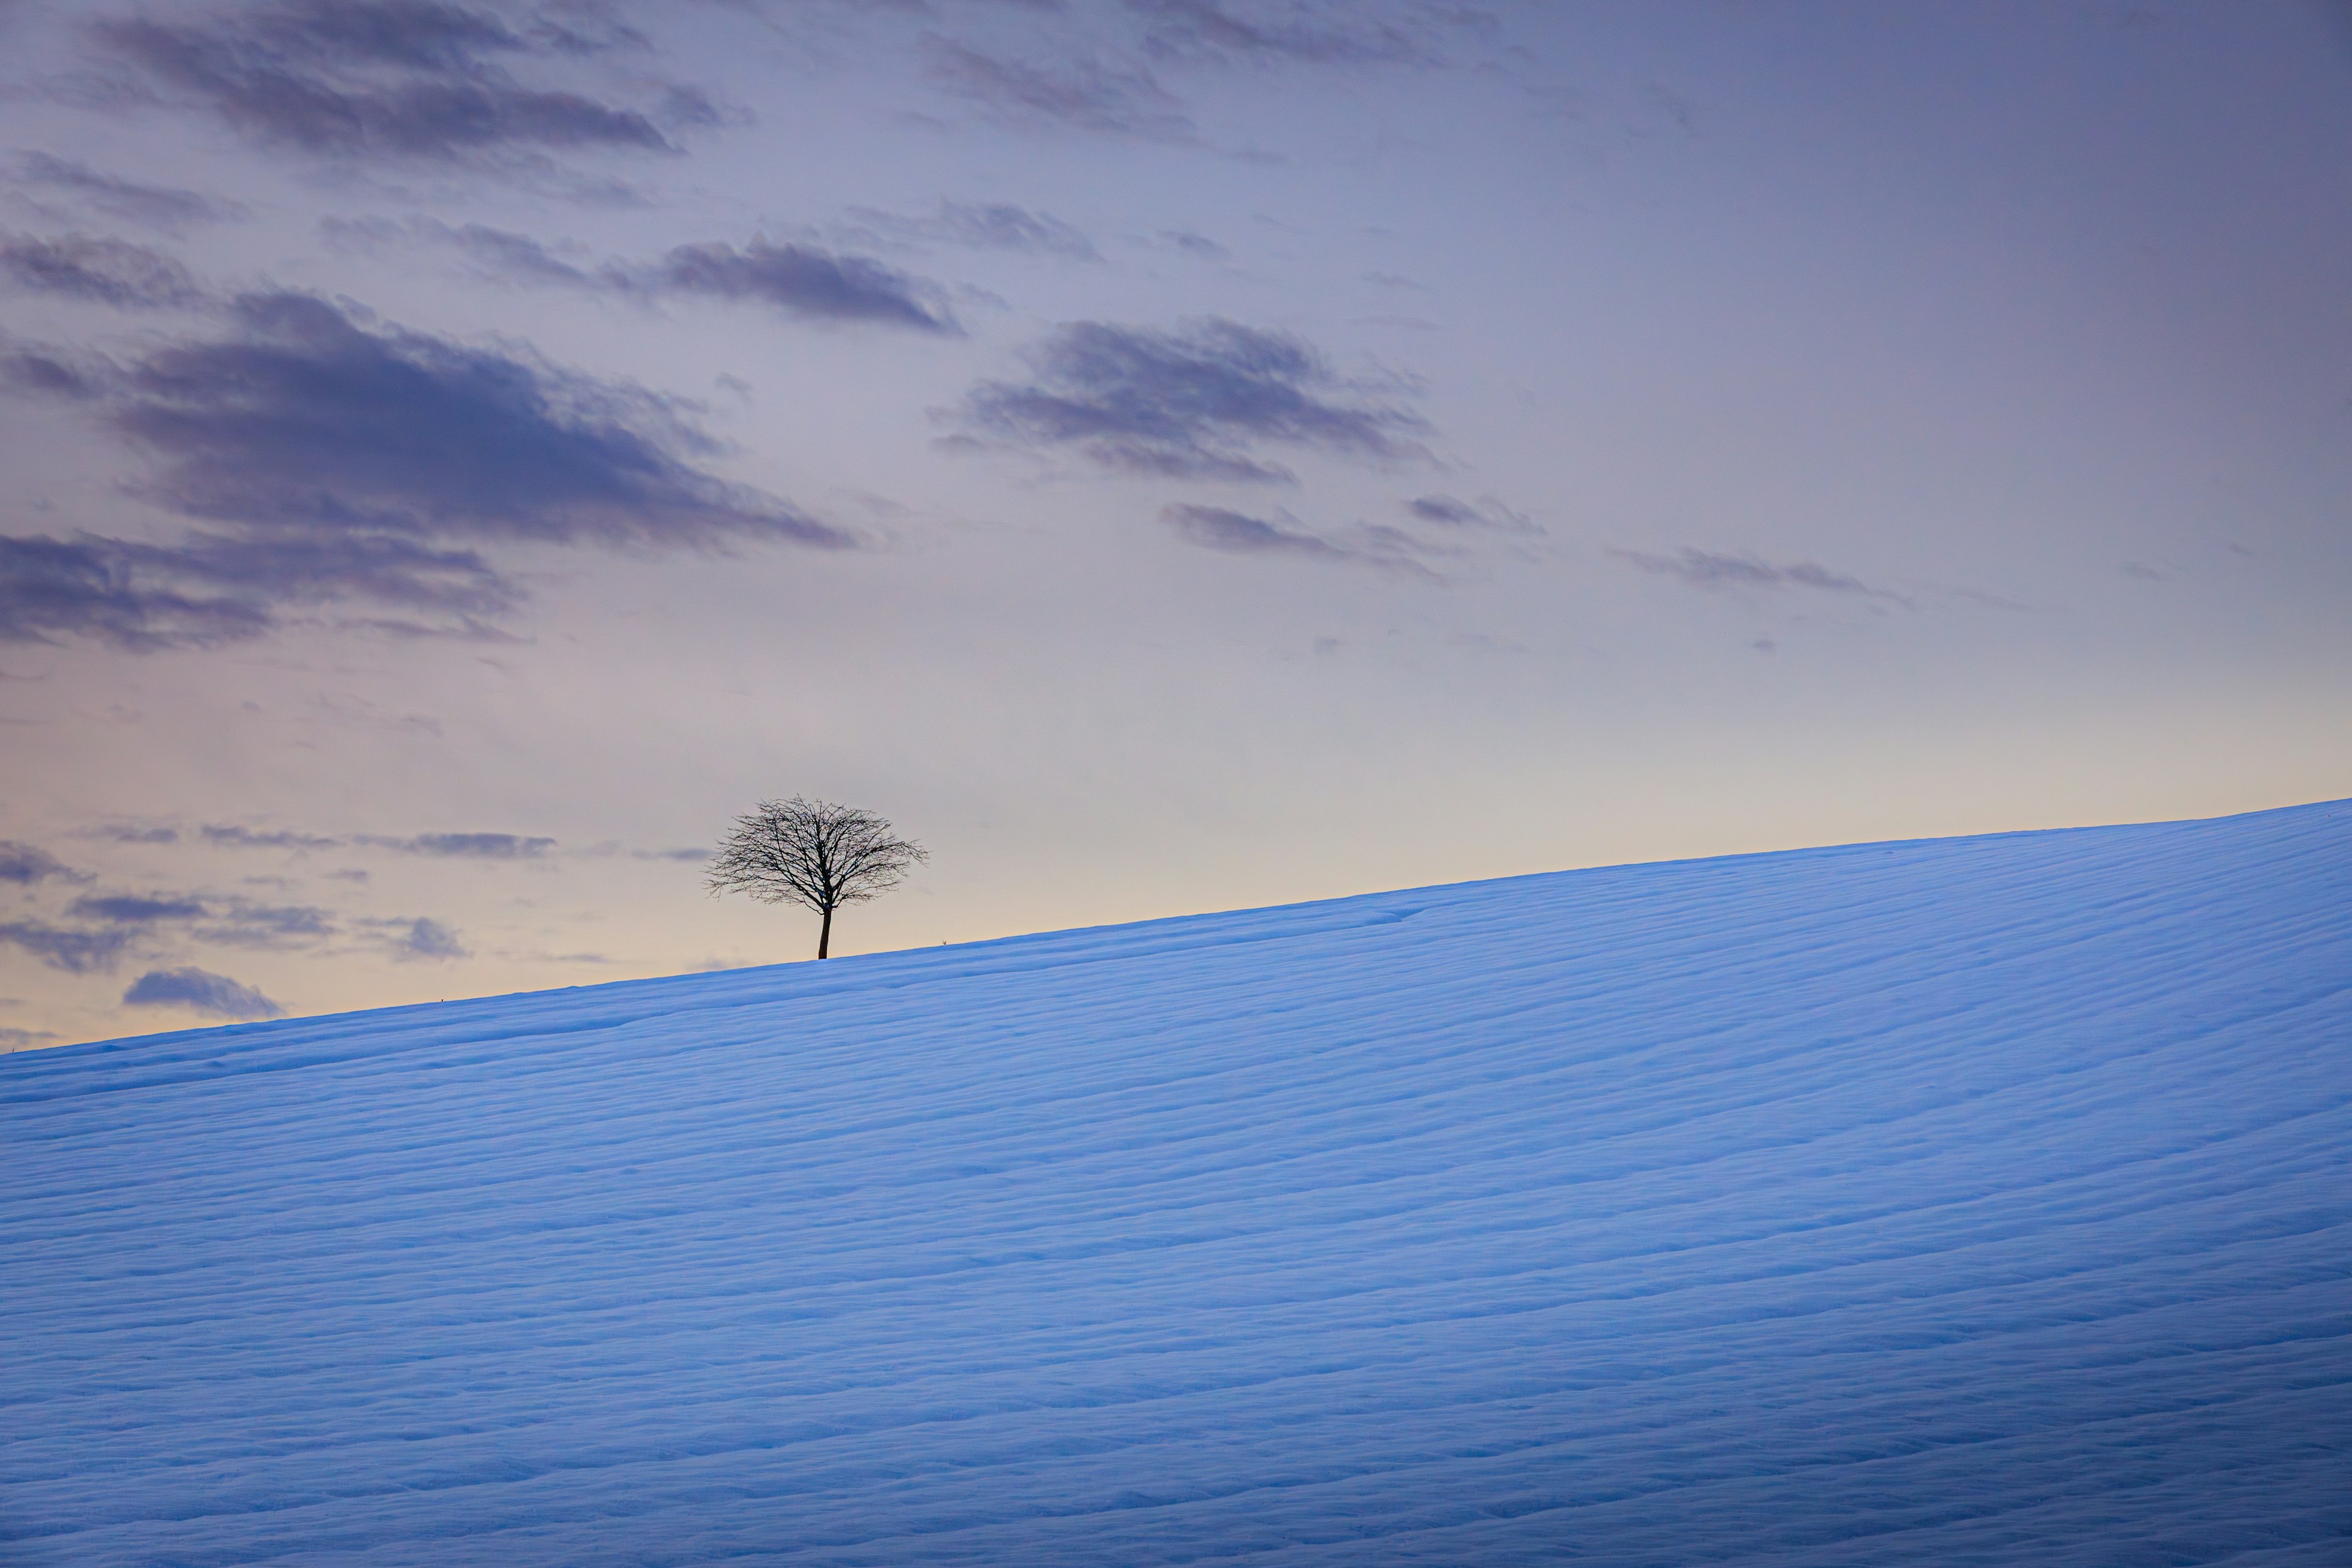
[5,801,2350,1566]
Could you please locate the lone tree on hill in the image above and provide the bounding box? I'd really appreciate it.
[706,797,927,960]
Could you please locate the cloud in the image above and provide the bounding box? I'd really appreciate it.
[846,201,1099,260]
[69,894,206,922]
[90,1,690,165]
[1,533,271,651]
[630,240,959,333]
[82,824,180,844]
[0,232,207,309]
[197,902,335,948]
[0,840,80,884]
[0,922,134,973]
[1163,502,1350,559]
[427,221,600,284]
[0,342,111,400]
[11,153,244,229]
[1161,503,1435,576]
[1406,494,1540,533]
[924,37,1194,140]
[1125,0,1439,64]
[1608,546,1906,603]
[0,530,510,652]
[391,222,961,332]
[957,318,1427,480]
[202,824,343,850]
[385,916,467,959]
[369,831,554,859]
[0,1027,56,1050]
[121,965,282,1019]
[108,293,834,548]
[200,824,555,858]
[1,292,845,649]
[1157,229,1227,260]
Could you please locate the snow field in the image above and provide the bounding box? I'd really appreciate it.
[4,799,2349,1563]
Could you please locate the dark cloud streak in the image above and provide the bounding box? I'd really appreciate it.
[372,832,554,858]
[70,894,206,922]
[197,902,335,948]
[0,233,205,310]
[407,223,960,333]
[90,1,688,164]
[1407,494,1539,534]
[1610,546,1905,603]
[959,318,1426,480]
[202,825,558,858]
[109,293,831,548]
[1125,0,1438,64]
[925,38,1194,140]
[2,292,844,650]
[202,825,341,850]
[632,240,958,333]
[0,922,134,974]
[0,533,274,651]
[0,841,81,884]
[846,201,1099,260]
[13,153,244,229]
[1161,503,1438,576]
[1163,502,1351,559]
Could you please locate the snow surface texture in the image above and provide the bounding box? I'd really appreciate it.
[6,801,2350,1566]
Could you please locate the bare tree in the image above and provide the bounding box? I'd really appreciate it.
[705,797,927,959]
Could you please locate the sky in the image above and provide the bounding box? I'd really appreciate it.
[2,0,2347,1052]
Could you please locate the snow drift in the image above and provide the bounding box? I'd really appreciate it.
[6,799,2349,1564]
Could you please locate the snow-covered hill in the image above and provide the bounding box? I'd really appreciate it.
[6,801,2349,1566]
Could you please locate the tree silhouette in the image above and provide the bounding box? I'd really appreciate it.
[705,797,926,960]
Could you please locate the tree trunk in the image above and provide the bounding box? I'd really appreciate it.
[818,902,833,960]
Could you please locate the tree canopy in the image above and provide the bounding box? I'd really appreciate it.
[705,797,925,959]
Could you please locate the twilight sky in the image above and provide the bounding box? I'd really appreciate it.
[2,0,2348,1050]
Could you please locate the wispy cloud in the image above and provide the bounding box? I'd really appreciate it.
[121,965,281,1018]
[0,341,111,400]
[196,901,335,949]
[1608,546,1907,604]
[1162,503,1437,576]
[1406,494,1540,534]
[202,824,342,850]
[0,530,512,652]
[0,921,134,974]
[628,240,959,333]
[1125,0,1442,65]
[69,893,206,923]
[199,825,555,859]
[89,1,700,166]
[109,294,831,548]
[0,840,82,884]
[80,824,180,845]
[0,232,207,309]
[11,153,244,230]
[1,292,846,650]
[845,200,1099,260]
[924,37,1194,141]
[0,531,270,649]
[1156,229,1227,260]
[957,318,1427,481]
[383,222,961,333]
[367,832,554,859]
